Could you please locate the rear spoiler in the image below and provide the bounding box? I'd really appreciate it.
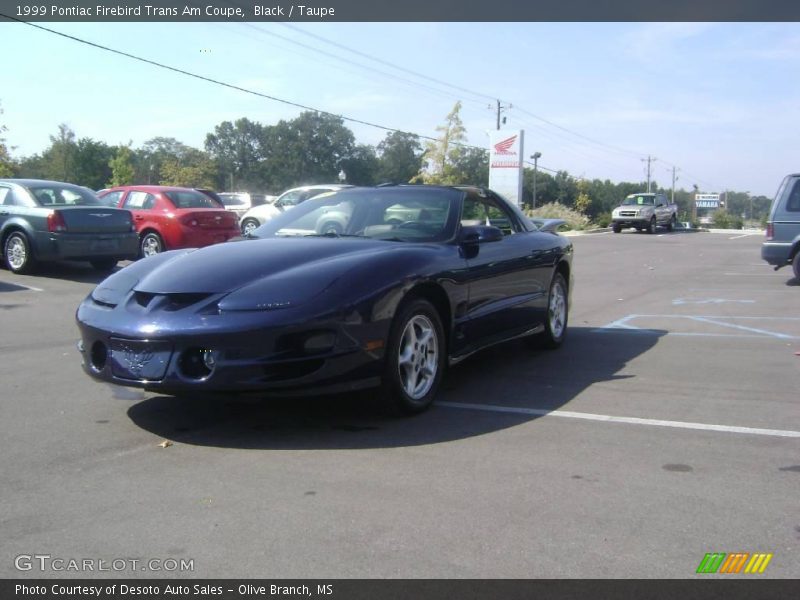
[533,218,567,233]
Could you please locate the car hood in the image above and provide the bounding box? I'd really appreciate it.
[133,237,397,298]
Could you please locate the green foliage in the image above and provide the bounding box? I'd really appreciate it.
[204,118,266,191]
[0,100,14,177]
[574,179,592,214]
[596,212,612,228]
[261,111,355,191]
[413,101,468,184]
[527,202,590,230]
[158,148,217,189]
[340,144,379,186]
[376,131,423,183]
[108,146,135,187]
[711,209,738,229]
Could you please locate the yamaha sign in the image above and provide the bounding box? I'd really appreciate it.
[488,130,525,207]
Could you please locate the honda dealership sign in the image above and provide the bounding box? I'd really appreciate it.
[488,130,524,207]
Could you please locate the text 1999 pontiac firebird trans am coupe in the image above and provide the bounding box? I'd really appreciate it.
[76,185,573,414]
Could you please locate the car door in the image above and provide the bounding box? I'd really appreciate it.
[121,189,158,233]
[457,192,552,350]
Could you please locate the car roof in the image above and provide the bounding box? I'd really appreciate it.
[0,178,89,189]
[107,185,201,193]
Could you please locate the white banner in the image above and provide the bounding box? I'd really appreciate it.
[488,130,524,207]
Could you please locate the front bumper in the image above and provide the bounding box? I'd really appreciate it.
[76,299,388,396]
[761,242,792,267]
[612,217,648,228]
[33,231,139,261]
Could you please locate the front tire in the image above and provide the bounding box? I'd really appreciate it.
[4,232,36,274]
[647,217,657,234]
[792,251,800,283]
[381,298,445,415]
[538,272,568,349]
[612,223,622,233]
[140,232,164,258]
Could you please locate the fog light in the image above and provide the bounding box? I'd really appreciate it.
[90,341,108,371]
[203,349,217,370]
[303,332,336,353]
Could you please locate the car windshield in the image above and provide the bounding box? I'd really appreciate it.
[622,195,655,206]
[164,190,223,209]
[252,188,460,243]
[28,184,102,207]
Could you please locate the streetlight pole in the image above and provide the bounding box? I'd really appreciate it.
[530,152,541,210]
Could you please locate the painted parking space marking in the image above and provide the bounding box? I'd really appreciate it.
[672,298,755,305]
[0,280,43,292]
[438,402,800,439]
[592,314,800,339]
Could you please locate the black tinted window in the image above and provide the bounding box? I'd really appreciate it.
[787,180,800,212]
[28,184,101,206]
[164,191,222,209]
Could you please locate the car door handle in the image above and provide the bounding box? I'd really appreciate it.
[134,215,143,220]
[0,211,8,216]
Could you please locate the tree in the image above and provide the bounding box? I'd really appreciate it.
[574,179,592,214]
[376,131,423,183]
[72,138,114,190]
[49,123,77,182]
[205,118,266,191]
[339,144,379,186]
[413,101,467,184]
[159,147,217,189]
[0,100,14,177]
[108,145,135,187]
[137,137,199,185]
[261,111,355,191]
[451,147,489,186]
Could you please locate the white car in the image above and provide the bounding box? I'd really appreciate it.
[239,184,352,235]
[218,192,274,221]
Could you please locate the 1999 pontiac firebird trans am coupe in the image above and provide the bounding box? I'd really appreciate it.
[76,185,573,414]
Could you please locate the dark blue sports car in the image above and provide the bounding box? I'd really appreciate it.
[76,185,573,414]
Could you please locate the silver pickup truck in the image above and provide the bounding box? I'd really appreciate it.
[611,192,678,234]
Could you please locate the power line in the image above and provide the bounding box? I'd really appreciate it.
[0,15,491,154]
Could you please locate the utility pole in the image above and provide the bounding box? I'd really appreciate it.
[670,166,679,204]
[492,100,512,130]
[642,156,656,192]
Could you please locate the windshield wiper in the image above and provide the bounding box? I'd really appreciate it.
[304,232,365,238]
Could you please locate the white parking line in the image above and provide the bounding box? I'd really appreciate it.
[0,281,43,292]
[688,315,796,340]
[438,402,800,439]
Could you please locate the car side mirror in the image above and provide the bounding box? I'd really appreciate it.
[459,224,504,244]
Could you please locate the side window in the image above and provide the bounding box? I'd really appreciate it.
[279,191,302,207]
[101,191,123,207]
[787,180,800,212]
[123,191,156,209]
[0,187,11,206]
[461,197,487,225]
[484,198,519,234]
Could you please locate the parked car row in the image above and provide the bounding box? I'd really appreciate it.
[239,184,352,235]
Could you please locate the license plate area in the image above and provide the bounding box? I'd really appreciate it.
[109,338,173,381]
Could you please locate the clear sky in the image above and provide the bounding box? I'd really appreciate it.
[2,21,799,196]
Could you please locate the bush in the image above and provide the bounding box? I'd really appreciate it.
[526,202,590,230]
[712,209,734,229]
[596,212,612,228]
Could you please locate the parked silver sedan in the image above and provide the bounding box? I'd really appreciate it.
[0,179,139,273]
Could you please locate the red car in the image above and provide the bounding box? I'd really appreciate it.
[99,186,239,257]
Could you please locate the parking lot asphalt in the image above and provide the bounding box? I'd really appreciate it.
[1,230,798,579]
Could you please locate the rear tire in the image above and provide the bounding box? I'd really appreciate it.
[792,251,800,283]
[3,231,36,274]
[666,215,676,232]
[380,298,445,416]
